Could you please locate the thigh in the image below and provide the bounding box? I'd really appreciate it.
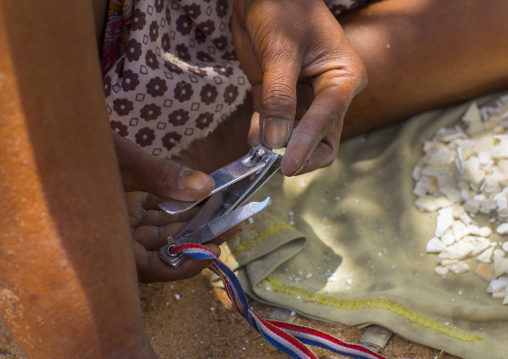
[338,0,508,138]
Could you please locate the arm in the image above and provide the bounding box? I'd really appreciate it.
[0,1,156,357]
[232,0,367,176]
[340,0,508,137]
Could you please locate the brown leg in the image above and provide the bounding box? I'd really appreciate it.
[339,0,508,138]
[0,1,156,358]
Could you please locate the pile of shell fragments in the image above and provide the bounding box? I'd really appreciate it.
[412,95,508,304]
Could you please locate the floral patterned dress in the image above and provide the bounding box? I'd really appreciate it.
[102,0,379,158]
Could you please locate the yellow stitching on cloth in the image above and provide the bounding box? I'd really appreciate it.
[230,222,293,255]
[266,277,484,342]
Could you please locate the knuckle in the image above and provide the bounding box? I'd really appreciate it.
[145,159,180,191]
[262,84,296,111]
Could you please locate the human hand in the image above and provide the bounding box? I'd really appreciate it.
[126,191,243,283]
[113,133,243,282]
[232,0,367,175]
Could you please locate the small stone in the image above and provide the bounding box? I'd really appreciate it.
[447,261,470,274]
[477,247,495,264]
[414,195,452,212]
[440,259,459,266]
[475,263,495,281]
[497,223,508,235]
[435,207,454,237]
[434,266,449,276]
[451,220,469,240]
[494,256,508,277]
[494,249,506,258]
[492,291,506,299]
[426,237,447,253]
[438,241,474,261]
[441,231,456,246]
[488,278,508,292]
[478,226,492,237]
[502,242,508,252]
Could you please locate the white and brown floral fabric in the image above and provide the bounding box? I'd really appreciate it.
[102,0,380,158]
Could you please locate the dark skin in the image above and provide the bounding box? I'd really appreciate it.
[1,0,508,358]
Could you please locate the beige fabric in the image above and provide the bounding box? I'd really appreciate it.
[224,92,508,359]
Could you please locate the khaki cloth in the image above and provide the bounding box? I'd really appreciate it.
[223,92,508,359]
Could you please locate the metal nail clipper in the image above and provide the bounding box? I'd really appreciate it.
[158,145,283,267]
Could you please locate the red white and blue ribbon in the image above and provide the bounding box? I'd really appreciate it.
[172,243,386,359]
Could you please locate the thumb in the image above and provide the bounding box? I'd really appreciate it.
[258,62,300,149]
[113,132,214,201]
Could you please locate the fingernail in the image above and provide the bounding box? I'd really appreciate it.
[263,118,288,148]
[180,170,211,190]
[292,159,310,176]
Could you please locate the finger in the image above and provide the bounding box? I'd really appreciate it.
[134,242,222,283]
[258,59,301,149]
[113,132,214,201]
[292,128,341,175]
[132,222,189,250]
[134,242,212,283]
[247,84,262,147]
[138,207,197,227]
[125,191,199,228]
[282,67,365,175]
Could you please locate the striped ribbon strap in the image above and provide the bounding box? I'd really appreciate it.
[172,243,387,359]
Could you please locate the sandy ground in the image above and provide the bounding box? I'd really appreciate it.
[0,271,461,359]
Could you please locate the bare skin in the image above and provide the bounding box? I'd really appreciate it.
[1,0,508,358]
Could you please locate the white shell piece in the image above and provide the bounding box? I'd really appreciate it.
[496,223,508,235]
[492,291,506,299]
[421,165,449,177]
[451,220,469,240]
[488,278,508,292]
[463,236,491,256]
[498,207,508,218]
[440,186,462,203]
[435,127,463,143]
[462,102,482,124]
[460,189,470,201]
[440,259,459,266]
[463,199,480,214]
[414,195,452,212]
[426,237,447,253]
[468,224,480,235]
[455,139,476,150]
[478,151,493,166]
[492,139,508,159]
[478,226,492,237]
[447,261,470,274]
[494,256,508,277]
[502,241,508,252]
[467,121,485,137]
[441,231,456,246]
[434,266,449,276]
[494,249,506,258]
[438,241,474,261]
[423,177,439,195]
[477,247,495,264]
[435,207,454,237]
[494,191,508,210]
[412,165,423,181]
[413,180,428,197]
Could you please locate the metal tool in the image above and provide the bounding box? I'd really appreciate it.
[158,145,283,267]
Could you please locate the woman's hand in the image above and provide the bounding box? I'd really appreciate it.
[126,191,243,283]
[113,133,242,282]
[232,0,367,175]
